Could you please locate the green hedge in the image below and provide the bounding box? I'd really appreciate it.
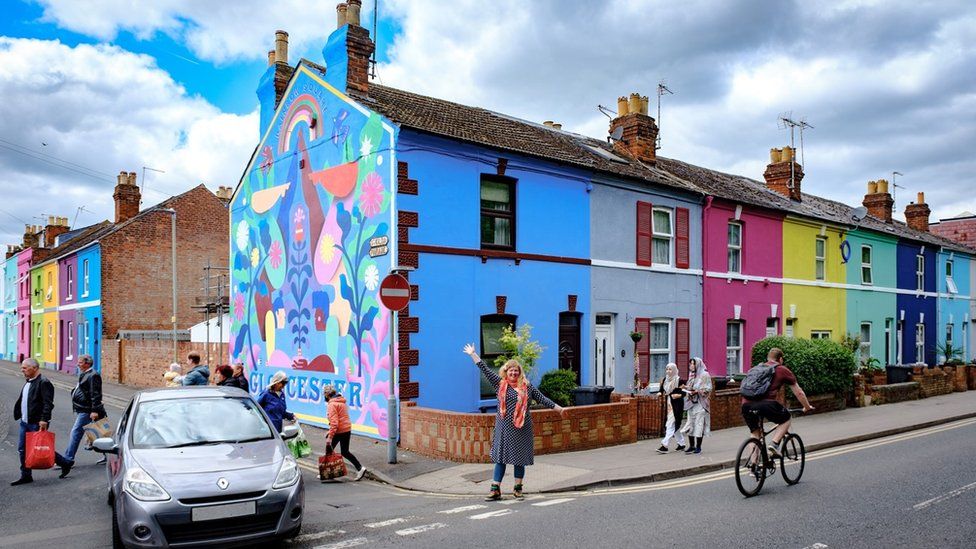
[751,336,857,396]
[537,369,577,407]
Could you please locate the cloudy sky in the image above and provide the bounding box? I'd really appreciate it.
[1,0,974,246]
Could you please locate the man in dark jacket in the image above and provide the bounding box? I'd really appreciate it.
[63,354,107,465]
[181,352,210,386]
[12,358,72,485]
[230,361,250,393]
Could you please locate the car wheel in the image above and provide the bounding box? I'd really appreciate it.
[111,504,125,549]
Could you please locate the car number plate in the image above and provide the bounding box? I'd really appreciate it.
[191,501,256,522]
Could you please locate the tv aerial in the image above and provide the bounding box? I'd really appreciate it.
[656,81,674,151]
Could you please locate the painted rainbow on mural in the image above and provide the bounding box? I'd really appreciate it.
[278,94,322,154]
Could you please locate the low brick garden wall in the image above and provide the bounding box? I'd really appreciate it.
[399,399,638,463]
[913,365,955,398]
[871,382,921,405]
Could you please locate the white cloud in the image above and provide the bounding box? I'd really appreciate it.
[0,37,256,244]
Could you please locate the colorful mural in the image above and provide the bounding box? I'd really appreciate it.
[231,65,397,439]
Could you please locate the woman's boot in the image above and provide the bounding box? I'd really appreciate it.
[485,483,502,501]
[513,483,524,500]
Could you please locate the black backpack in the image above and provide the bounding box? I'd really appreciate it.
[740,363,777,400]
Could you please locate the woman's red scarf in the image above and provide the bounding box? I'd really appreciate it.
[498,379,530,428]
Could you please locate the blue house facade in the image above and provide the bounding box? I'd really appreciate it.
[64,243,103,372]
[896,240,937,365]
[1,253,10,360]
[937,249,972,363]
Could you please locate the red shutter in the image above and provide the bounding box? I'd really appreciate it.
[675,207,690,269]
[675,318,690,378]
[635,318,651,385]
[636,201,652,266]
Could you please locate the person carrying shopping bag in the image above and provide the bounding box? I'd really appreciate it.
[462,343,566,501]
[324,385,367,481]
[656,363,686,453]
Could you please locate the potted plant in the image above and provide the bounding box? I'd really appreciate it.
[629,331,644,395]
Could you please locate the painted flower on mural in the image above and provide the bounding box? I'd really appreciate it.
[360,172,384,218]
[233,291,245,321]
[268,240,283,269]
[294,206,306,242]
[359,135,373,159]
[236,221,249,252]
[364,263,379,291]
[318,233,337,264]
[250,247,260,267]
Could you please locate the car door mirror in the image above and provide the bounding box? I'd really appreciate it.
[92,437,119,454]
[280,424,300,440]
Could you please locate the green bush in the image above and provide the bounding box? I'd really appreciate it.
[751,336,857,396]
[537,369,577,407]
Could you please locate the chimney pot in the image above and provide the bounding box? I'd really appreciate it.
[917,192,925,204]
[552,123,562,130]
[867,180,878,194]
[267,50,276,66]
[337,3,348,27]
[543,120,553,127]
[877,179,889,194]
[275,30,289,65]
[617,96,629,116]
[640,95,649,115]
[628,93,641,115]
[763,144,804,201]
[904,193,931,232]
[347,0,362,26]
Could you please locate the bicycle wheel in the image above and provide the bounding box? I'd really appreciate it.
[780,433,805,485]
[735,438,766,497]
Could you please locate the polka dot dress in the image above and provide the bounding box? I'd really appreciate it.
[478,361,558,466]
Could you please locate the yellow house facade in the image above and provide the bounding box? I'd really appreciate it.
[782,217,847,341]
[30,262,59,368]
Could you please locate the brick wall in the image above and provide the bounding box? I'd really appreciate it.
[611,393,665,438]
[948,365,968,392]
[871,382,921,405]
[100,337,228,388]
[101,185,228,339]
[968,366,976,391]
[913,365,954,398]
[399,399,638,463]
[102,339,120,383]
[930,217,976,248]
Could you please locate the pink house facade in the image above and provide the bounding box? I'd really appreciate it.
[16,248,33,362]
[702,198,784,376]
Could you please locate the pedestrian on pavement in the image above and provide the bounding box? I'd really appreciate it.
[229,361,250,393]
[214,365,236,387]
[656,362,686,454]
[462,343,566,501]
[163,363,183,387]
[63,354,107,466]
[680,357,711,454]
[323,384,367,481]
[11,358,73,485]
[740,347,814,458]
[181,352,210,386]
[257,371,295,433]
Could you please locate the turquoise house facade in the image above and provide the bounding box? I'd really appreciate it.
[845,229,899,366]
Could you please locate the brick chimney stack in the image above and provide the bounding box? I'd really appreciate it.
[6,244,21,259]
[862,179,894,223]
[763,146,804,201]
[22,224,41,249]
[272,30,292,106]
[114,171,141,224]
[609,92,657,164]
[323,1,374,97]
[43,216,70,247]
[904,192,931,232]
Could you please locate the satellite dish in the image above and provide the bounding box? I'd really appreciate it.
[609,126,624,142]
[851,206,867,223]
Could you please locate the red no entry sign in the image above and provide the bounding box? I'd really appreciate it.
[379,273,410,311]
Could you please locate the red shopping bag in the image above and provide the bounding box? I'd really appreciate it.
[318,446,347,481]
[25,430,56,470]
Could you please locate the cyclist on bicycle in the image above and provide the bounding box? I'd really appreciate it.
[741,348,814,457]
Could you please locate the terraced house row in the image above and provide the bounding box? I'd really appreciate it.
[1,174,229,384]
[229,4,976,433]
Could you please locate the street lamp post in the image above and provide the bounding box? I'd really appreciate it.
[161,208,177,362]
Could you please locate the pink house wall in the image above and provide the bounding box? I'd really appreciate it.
[16,248,33,362]
[702,199,783,376]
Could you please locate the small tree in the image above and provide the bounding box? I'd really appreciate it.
[492,324,544,377]
[538,369,577,407]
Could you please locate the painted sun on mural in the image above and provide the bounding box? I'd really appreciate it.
[231,67,397,439]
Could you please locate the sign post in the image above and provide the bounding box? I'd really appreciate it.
[379,272,410,464]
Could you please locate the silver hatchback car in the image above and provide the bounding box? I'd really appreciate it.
[94,386,304,548]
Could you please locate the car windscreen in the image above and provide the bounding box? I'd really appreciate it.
[130,396,275,449]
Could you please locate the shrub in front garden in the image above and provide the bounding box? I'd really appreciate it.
[538,369,577,407]
[751,336,857,396]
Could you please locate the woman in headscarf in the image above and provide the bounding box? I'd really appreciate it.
[680,357,711,454]
[656,363,686,454]
[257,371,295,433]
[463,343,566,501]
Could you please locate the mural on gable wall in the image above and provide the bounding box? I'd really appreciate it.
[230,68,397,440]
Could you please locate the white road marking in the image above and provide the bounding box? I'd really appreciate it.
[469,509,515,520]
[801,543,829,549]
[913,480,976,510]
[499,498,524,505]
[531,497,576,507]
[364,517,414,528]
[290,529,345,543]
[395,523,447,536]
[438,504,487,514]
[313,537,369,549]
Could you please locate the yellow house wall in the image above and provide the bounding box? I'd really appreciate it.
[782,218,847,340]
[31,263,59,367]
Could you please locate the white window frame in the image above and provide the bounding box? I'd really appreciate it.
[82,259,90,297]
[651,208,673,266]
[649,319,672,381]
[860,322,872,362]
[726,320,743,375]
[66,264,73,300]
[766,317,778,338]
[811,330,831,340]
[815,237,827,281]
[66,321,74,360]
[785,318,795,338]
[946,323,953,349]
[727,222,742,274]
[860,245,873,285]
[946,260,958,294]
[915,323,925,364]
[916,255,925,291]
[47,322,53,352]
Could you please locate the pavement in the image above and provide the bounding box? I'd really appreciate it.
[4,359,975,497]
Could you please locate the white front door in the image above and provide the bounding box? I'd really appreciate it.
[594,315,615,388]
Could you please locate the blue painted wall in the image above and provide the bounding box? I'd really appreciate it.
[937,250,972,363]
[896,241,937,364]
[74,245,103,372]
[398,130,591,412]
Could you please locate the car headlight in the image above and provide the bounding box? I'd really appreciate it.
[273,456,300,489]
[124,467,171,502]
